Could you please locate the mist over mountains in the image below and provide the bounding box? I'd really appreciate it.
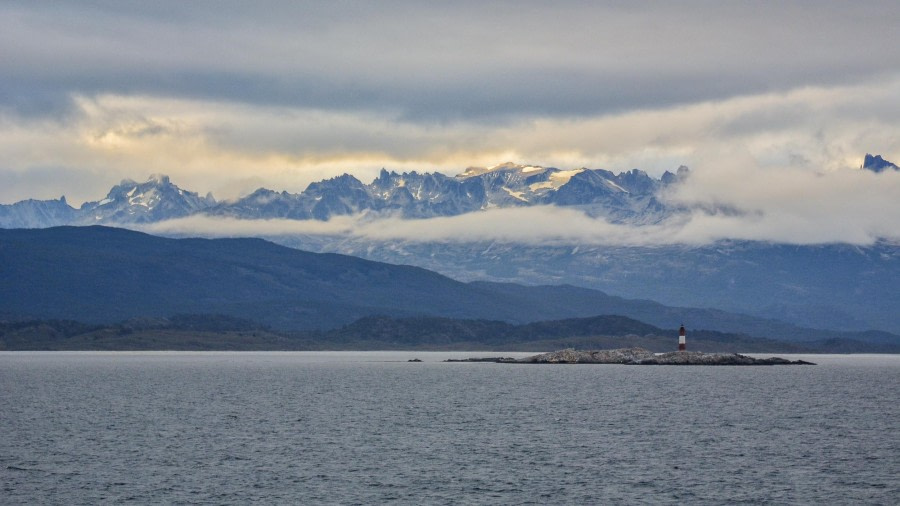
[3,155,897,237]
[2,158,899,336]
[292,238,898,335]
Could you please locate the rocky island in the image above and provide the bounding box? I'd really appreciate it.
[446,348,815,365]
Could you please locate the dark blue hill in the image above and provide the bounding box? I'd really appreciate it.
[1,226,897,351]
[0,226,536,329]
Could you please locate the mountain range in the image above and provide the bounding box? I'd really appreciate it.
[2,156,898,335]
[0,162,687,228]
[1,226,897,352]
[4,154,895,229]
[290,237,899,334]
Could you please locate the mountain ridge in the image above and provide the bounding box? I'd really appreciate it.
[3,154,895,229]
[4,155,894,229]
[3,313,894,353]
[0,226,897,349]
[2,157,898,335]
[1,162,682,228]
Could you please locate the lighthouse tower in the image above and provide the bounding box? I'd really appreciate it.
[678,324,686,352]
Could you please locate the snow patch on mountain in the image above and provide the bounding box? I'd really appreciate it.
[503,187,529,202]
[603,178,629,193]
[75,174,216,224]
[458,162,551,179]
[530,169,585,192]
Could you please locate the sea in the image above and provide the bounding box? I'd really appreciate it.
[1,352,898,505]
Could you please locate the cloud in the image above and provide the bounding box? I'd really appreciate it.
[662,160,900,244]
[143,214,358,237]
[2,74,900,205]
[3,2,900,121]
[140,207,679,246]
[1,0,900,248]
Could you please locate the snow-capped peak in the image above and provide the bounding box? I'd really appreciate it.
[2,163,681,227]
[457,162,547,178]
[75,173,215,223]
[529,169,585,192]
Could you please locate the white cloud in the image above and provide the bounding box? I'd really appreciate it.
[139,208,679,246]
[143,214,358,237]
[4,2,900,120]
[663,162,900,244]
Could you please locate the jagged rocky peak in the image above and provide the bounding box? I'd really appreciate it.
[371,168,409,189]
[862,154,899,173]
[99,174,180,203]
[0,194,79,229]
[304,173,366,193]
[619,169,655,193]
[242,187,291,202]
[375,167,398,181]
[661,165,691,184]
[1,161,691,227]
[77,173,216,223]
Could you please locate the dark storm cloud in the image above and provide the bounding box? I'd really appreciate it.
[3,1,899,122]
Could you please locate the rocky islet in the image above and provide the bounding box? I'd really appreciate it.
[446,348,815,365]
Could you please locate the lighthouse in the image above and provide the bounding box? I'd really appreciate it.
[678,324,686,352]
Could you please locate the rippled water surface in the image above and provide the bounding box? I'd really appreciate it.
[2,352,898,504]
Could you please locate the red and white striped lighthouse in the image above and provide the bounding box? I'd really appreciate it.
[678,324,686,351]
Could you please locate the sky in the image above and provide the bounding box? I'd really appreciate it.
[2,1,900,244]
